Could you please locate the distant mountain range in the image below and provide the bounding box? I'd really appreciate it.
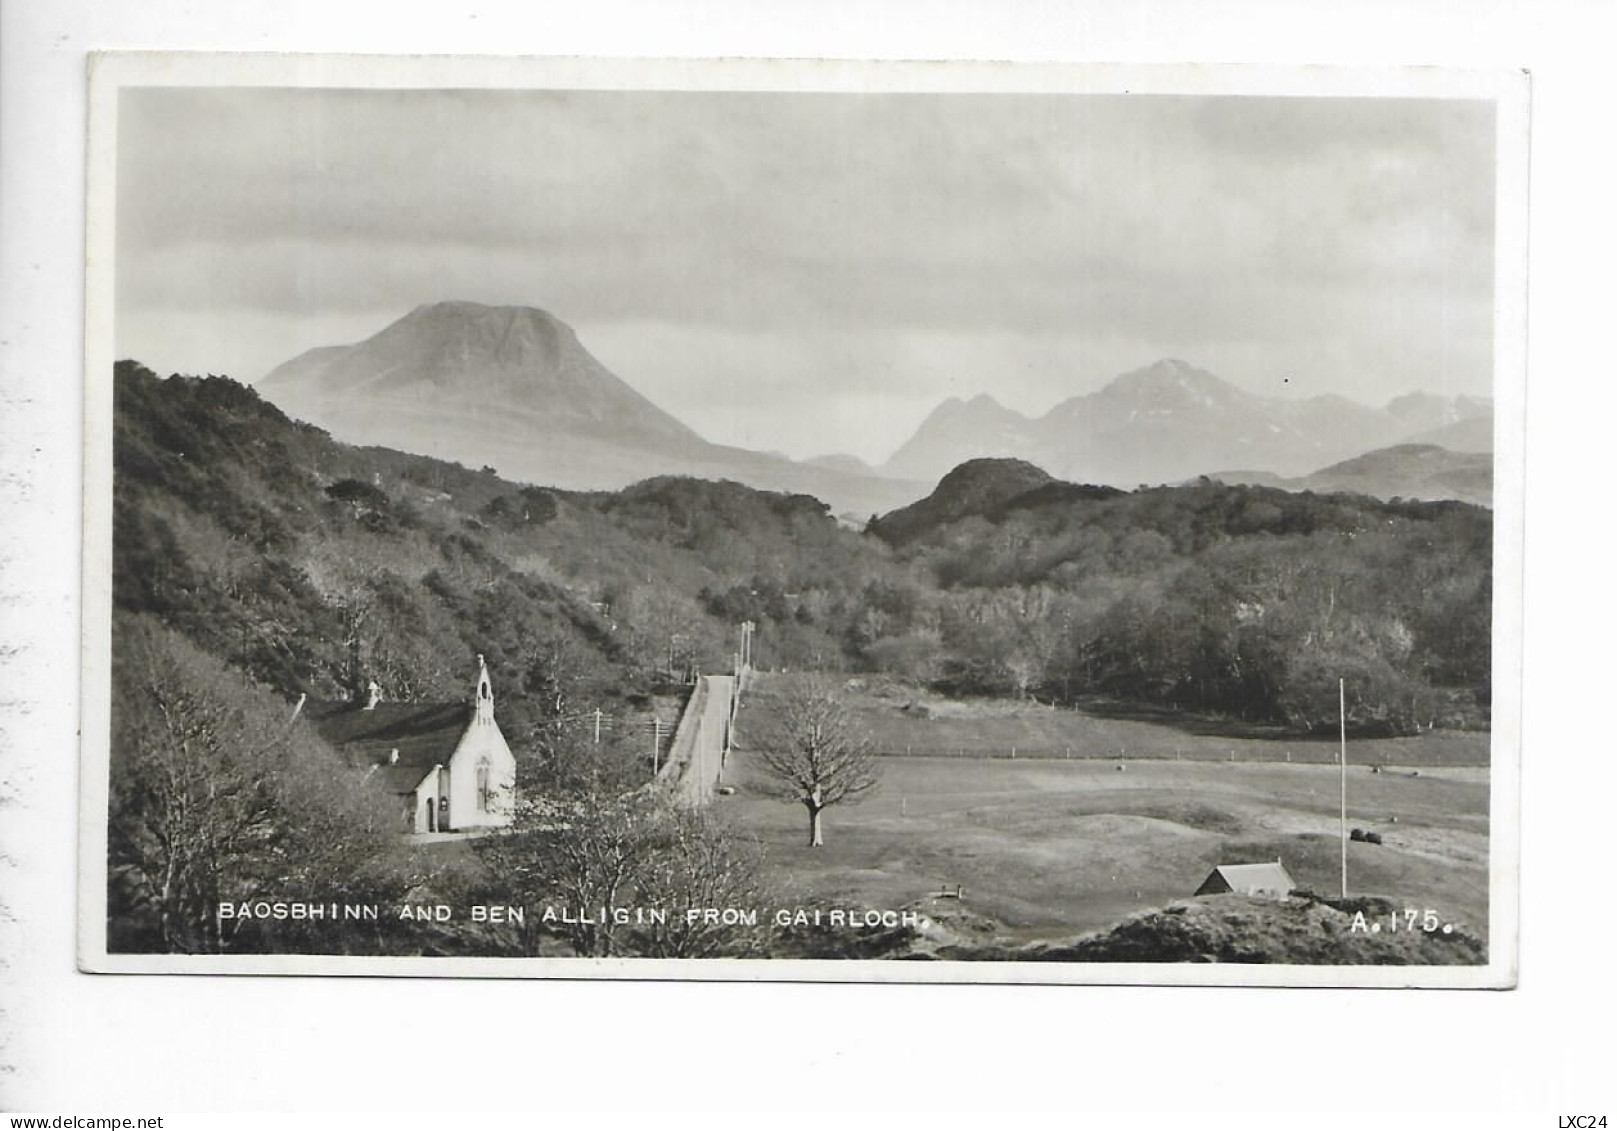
[1209,443,1493,507]
[256,302,926,517]
[255,303,1493,513]
[883,359,1493,487]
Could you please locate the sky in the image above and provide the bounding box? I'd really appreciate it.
[115,86,1496,464]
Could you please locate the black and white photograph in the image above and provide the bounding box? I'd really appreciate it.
[77,54,1526,984]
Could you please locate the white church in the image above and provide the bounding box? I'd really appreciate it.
[304,654,516,835]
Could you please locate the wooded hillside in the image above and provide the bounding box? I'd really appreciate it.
[114,365,1490,742]
[865,461,1491,733]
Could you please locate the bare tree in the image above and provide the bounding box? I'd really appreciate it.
[527,797,653,957]
[473,789,647,958]
[110,616,407,954]
[112,630,279,953]
[475,791,768,958]
[630,809,767,957]
[753,677,879,847]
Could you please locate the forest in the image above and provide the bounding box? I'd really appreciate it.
[865,459,1490,733]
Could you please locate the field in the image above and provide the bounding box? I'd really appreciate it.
[723,680,1490,950]
[840,679,1491,766]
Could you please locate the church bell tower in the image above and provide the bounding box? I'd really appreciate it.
[474,653,495,725]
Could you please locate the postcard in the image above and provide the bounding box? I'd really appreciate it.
[80,53,1527,984]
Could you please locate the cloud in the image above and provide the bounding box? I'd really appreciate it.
[114,86,1498,455]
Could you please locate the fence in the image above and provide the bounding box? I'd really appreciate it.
[869,744,1367,765]
[656,673,737,804]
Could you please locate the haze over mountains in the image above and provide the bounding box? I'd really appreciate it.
[256,302,1493,513]
[1210,445,1493,507]
[257,302,926,517]
[884,358,1493,488]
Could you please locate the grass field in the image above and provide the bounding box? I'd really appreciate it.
[807,678,1491,767]
[724,680,1490,950]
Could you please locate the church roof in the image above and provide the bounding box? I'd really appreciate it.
[369,764,438,795]
[303,699,474,793]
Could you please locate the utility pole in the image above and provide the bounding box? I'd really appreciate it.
[721,699,732,775]
[1339,677,1348,900]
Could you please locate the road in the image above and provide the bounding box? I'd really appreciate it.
[664,674,735,805]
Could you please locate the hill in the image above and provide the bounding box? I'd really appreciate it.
[883,357,1494,488]
[803,452,876,475]
[863,456,1491,733]
[1214,443,1493,506]
[257,301,925,516]
[770,888,1486,964]
[924,894,1486,964]
[867,457,1065,544]
[112,361,911,742]
[1406,414,1493,453]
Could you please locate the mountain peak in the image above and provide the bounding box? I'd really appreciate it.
[882,358,1493,495]
[257,300,704,451]
[403,299,570,331]
[1096,359,1243,407]
[883,392,1036,481]
[1383,390,1494,439]
[927,391,1014,421]
[380,301,582,370]
[249,301,925,514]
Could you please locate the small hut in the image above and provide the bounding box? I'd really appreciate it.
[1194,860,1296,900]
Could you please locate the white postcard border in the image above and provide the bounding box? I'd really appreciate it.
[80,51,1530,988]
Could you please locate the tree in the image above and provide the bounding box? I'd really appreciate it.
[473,788,764,958]
[515,627,625,785]
[473,718,656,957]
[626,808,767,958]
[109,615,407,954]
[752,677,879,847]
[542,725,650,800]
[476,792,657,957]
